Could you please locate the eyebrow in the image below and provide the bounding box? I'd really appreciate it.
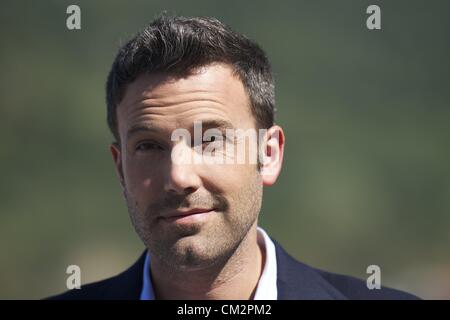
[196,119,236,132]
[127,123,160,141]
[127,119,236,141]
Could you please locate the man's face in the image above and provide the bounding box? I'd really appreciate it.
[111,63,265,270]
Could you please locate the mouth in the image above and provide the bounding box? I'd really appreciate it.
[161,208,216,224]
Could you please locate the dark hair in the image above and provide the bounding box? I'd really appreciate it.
[106,14,276,144]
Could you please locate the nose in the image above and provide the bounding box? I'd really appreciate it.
[164,142,202,195]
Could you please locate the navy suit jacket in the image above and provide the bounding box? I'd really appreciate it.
[48,239,419,300]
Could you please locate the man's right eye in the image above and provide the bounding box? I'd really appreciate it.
[135,142,163,152]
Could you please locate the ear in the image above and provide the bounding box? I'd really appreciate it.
[259,125,285,186]
[110,142,125,190]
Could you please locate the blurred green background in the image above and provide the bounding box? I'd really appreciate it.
[1,0,449,299]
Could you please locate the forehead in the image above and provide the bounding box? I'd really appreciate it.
[117,63,255,138]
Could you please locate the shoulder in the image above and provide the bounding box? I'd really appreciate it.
[315,268,420,300]
[45,251,146,300]
[272,239,420,300]
[46,276,122,300]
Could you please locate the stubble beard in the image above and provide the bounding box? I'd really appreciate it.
[124,169,263,273]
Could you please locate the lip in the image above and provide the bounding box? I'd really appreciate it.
[161,208,215,223]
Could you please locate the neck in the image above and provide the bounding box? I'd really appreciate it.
[149,223,265,299]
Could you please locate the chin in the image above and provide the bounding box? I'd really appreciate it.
[170,237,224,270]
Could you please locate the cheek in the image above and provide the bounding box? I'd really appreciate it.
[205,162,258,197]
[123,157,162,196]
[214,165,262,225]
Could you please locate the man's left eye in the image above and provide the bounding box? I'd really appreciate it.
[202,134,225,144]
[204,135,217,143]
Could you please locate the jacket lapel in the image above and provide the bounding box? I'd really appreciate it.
[273,239,347,300]
[101,251,146,299]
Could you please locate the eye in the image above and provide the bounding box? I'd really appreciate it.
[202,134,225,144]
[135,141,163,152]
[201,135,227,155]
